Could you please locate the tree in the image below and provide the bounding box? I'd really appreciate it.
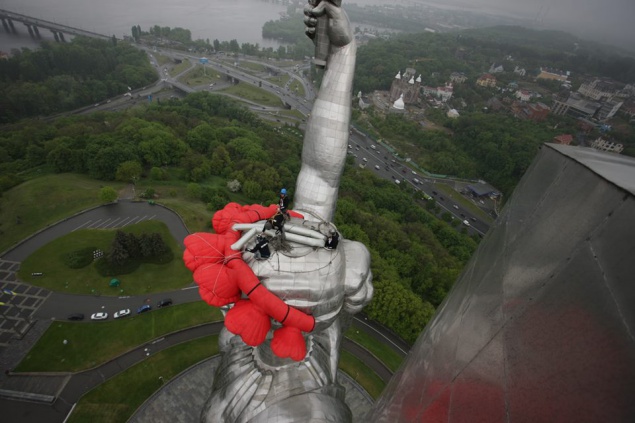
[115,160,142,183]
[227,179,241,193]
[100,186,118,203]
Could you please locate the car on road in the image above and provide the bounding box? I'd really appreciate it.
[463,220,471,226]
[157,298,173,308]
[67,313,84,321]
[453,205,459,210]
[91,312,108,320]
[137,304,152,314]
[412,171,417,175]
[362,157,367,162]
[375,165,380,170]
[471,217,477,222]
[432,191,438,195]
[114,309,131,319]
[370,145,376,149]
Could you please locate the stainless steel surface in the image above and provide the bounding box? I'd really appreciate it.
[371,144,635,422]
[201,4,371,422]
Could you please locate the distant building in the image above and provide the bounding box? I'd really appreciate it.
[591,137,623,154]
[515,89,531,102]
[449,72,467,84]
[436,84,454,102]
[537,67,569,82]
[489,63,504,73]
[551,92,601,119]
[513,66,527,77]
[578,79,620,101]
[553,134,573,145]
[389,68,421,105]
[511,101,550,122]
[466,183,500,199]
[596,99,624,121]
[447,109,460,119]
[476,74,497,88]
[390,94,406,114]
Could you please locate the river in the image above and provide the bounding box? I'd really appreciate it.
[0,0,291,53]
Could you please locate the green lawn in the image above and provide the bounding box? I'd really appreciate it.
[0,174,118,253]
[219,84,284,107]
[169,61,192,77]
[339,350,385,399]
[179,66,216,86]
[68,338,383,423]
[67,335,219,423]
[267,74,291,88]
[16,302,222,372]
[238,61,266,73]
[288,79,306,97]
[345,327,404,373]
[17,220,192,295]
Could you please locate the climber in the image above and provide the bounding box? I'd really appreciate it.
[247,234,271,260]
[324,230,339,250]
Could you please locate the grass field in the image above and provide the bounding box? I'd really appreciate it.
[288,79,306,97]
[67,338,384,423]
[267,74,291,88]
[179,66,216,86]
[219,83,285,107]
[339,350,386,399]
[238,61,266,73]
[16,302,222,372]
[0,174,120,253]
[169,61,192,78]
[345,327,404,372]
[67,335,219,423]
[17,220,192,295]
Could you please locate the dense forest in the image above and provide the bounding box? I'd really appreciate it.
[0,92,475,343]
[0,37,156,123]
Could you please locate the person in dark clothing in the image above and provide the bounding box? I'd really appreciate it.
[278,188,290,218]
[324,230,339,250]
[247,234,271,260]
[263,211,285,234]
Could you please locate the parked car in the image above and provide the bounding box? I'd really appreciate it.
[67,313,84,321]
[91,312,108,320]
[137,304,152,314]
[157,298,173,308]
[114,309,131,319]
[362,157,368,162]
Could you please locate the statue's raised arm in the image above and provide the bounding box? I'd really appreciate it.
[295,1,356,223]
[187,3,372,423]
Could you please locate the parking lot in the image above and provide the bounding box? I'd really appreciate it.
[0,260,50,347]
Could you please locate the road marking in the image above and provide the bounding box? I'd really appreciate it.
[103,217,122,228]
[353,317,408,356]
[181,286,198,290]
[87,219,103,229]
[123,216,140,227]
[97,218,113,228]
[72,220,93,231]
[117,216,133,227]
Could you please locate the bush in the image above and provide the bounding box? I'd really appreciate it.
[62,247,96,269]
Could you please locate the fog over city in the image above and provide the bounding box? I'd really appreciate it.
[416,0,635,50]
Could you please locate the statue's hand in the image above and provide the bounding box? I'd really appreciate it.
[304,1,353,48]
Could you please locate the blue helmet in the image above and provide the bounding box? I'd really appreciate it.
[280,188,287,195]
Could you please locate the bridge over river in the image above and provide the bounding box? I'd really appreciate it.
[0,9,110,43]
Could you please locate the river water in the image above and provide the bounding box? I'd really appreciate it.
[0,0,291,53]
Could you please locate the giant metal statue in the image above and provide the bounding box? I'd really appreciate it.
[182,2,372,422]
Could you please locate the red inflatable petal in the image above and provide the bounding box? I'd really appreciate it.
[271,326,307,361]
[193,263,241,302]
[212,202,243,234]
[225,300,271,346]
[198,285,238,307]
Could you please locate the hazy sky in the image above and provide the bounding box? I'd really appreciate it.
[424,0,635,50]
